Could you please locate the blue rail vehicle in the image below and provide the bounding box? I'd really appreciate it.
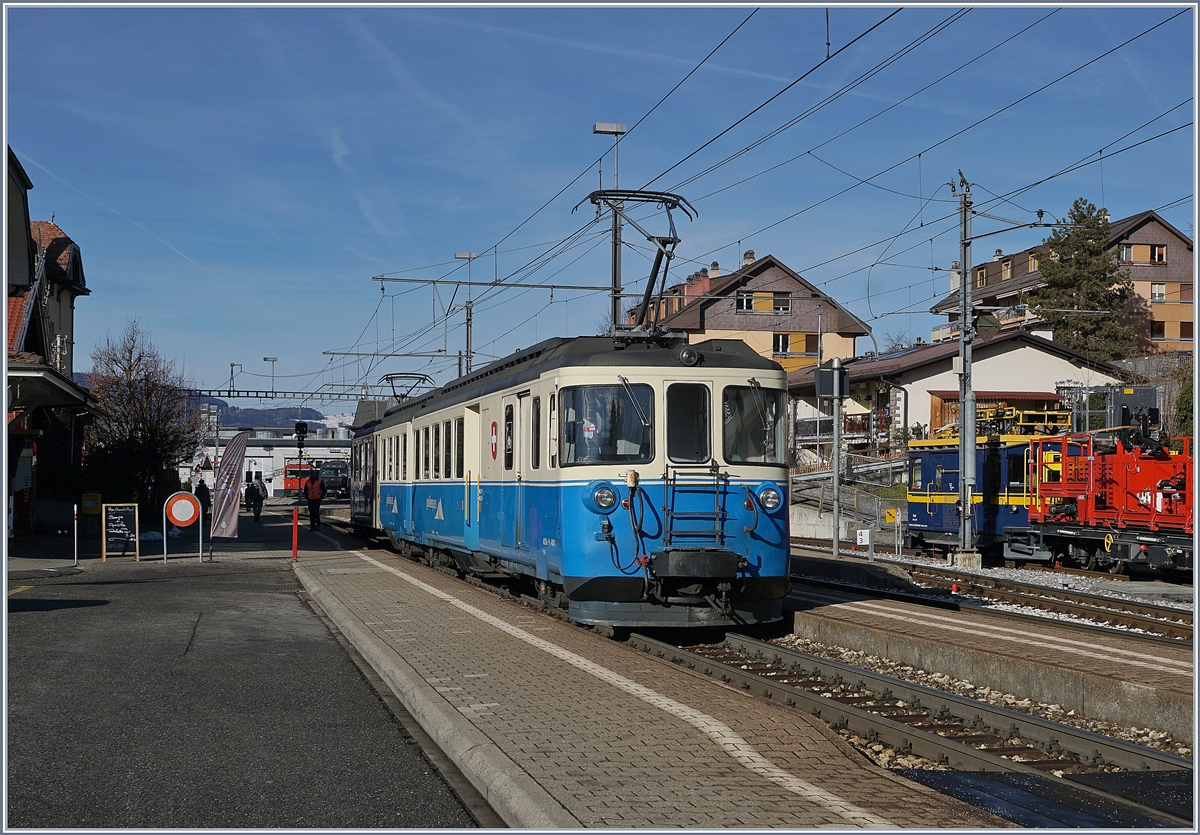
[906,436,1033,559]
[350,335,792,628]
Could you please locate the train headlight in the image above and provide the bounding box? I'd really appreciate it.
[757,485,783,511]
[595,485,617,510]
[584,481,619,514]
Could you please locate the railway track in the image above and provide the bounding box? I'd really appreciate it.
[789,549,1193,642]
[628,632,1192,827]
[902,565,1193,641]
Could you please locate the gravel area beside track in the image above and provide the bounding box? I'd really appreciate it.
[771,634,1193,763]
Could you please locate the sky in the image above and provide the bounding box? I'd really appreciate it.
[5,4,1196,407]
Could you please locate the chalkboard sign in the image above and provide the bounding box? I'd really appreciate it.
[102,504,139,561]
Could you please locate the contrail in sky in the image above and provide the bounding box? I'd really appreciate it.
[16,151,198,265]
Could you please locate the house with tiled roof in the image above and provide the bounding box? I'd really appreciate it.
[7,146,95,535]
[641,250,870,373]
[786,330,1125,458]
[929,210,1193,352]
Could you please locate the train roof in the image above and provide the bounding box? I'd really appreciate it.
[358,335,782,436]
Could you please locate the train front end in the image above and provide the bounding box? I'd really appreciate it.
[553,341,792,628]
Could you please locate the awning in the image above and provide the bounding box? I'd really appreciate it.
[7,362,95,413]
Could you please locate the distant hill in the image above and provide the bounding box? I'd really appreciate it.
[198,397,326,429]
[71,377,327,430]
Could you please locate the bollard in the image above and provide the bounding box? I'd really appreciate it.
[73,503,79,567]
[292,508,299,560]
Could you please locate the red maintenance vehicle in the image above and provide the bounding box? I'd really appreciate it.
[1018,428,1192,573]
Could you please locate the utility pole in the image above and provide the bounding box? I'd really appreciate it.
[953,172,978,567]
[593,123,627,332]
[831,357,843,559]
[455,252,476,373]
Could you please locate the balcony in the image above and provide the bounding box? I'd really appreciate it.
[930,306,1035,343]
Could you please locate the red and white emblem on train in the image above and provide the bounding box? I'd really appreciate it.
[490,421,498,459]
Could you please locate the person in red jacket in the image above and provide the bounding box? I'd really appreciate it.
[302,468,326,530]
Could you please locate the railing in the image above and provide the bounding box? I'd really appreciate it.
[789,480,902,528]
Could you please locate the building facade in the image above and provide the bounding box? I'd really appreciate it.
[648,251,870,373]
[930,210,1194,352]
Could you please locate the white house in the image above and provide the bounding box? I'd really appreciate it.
[787,331,1126,456]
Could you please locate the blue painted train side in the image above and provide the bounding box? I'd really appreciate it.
[906,437,1033,557]
[351,335,792,628]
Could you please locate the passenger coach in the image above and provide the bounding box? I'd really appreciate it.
[350,335,792,628]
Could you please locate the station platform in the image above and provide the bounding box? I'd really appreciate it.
[292,534,1007,829]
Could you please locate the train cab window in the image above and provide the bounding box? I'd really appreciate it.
[531,397,541,469]
[910,458,922,490]
[402,432,408,480]
[667,383,710,464]
[433,425,441,478]
[454,418,464,478]
[443,421,452,479]
[559,384,653,466]
[423,426,431,479]
[504,405,514,470]
[722,385,785,465]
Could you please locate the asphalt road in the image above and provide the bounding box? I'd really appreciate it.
[6,513,480,828]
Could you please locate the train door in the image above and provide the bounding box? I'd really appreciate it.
[500,395,521,548]
[463,406,481,548]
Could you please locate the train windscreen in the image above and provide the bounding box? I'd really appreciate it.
[559,384,654,466]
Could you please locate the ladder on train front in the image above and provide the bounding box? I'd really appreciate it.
[663,463,730,548]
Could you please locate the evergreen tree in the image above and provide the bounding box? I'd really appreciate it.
[1026,198,1139,360]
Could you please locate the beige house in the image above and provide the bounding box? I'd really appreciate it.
[645,250,870,373]
[931,210,1194,352]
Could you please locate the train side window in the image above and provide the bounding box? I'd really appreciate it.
[433,424,441,478]
[455,418,464,478]
[504,404,514,471]
[667,383,710,463]
[910,458,922,490]
[1007,452,1026,486]
[388,436,395,481]
[423,426,431,479]
[443,421,452,479]
[549,394,557,468]
[402,432,408,480]
[531,397,541,469]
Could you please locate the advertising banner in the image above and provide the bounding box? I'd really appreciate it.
[211,430,250,538]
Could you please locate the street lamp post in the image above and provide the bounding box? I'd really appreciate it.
[593,122,627,332]
[455,253,476,374]
[264,357,278,394]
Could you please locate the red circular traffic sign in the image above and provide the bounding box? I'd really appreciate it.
[490,421,499,459]
[166,491,201,527]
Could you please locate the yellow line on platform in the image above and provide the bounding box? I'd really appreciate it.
[8,586,32,596]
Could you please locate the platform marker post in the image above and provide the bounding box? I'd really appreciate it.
[292,508,299,560]
[73,503,79,567]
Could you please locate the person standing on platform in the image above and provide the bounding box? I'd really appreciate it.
[246,477,267,522]
[303,468,325,530]
[194,478,211,521]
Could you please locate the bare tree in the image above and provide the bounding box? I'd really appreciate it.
[83,320,205,510]
[882,329,914,353]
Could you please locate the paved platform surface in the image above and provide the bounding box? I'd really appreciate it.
[292,532,1009,829]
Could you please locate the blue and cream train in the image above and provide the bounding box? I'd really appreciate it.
[350,335,792,628]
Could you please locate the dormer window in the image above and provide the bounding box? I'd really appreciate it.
[976,268,987,288]
[1001,261,1012,281]
[1028,253,1039,272]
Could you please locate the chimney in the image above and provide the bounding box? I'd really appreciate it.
[994,248,1003,260]
[742,249,755,267]
[710,261,721,278]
